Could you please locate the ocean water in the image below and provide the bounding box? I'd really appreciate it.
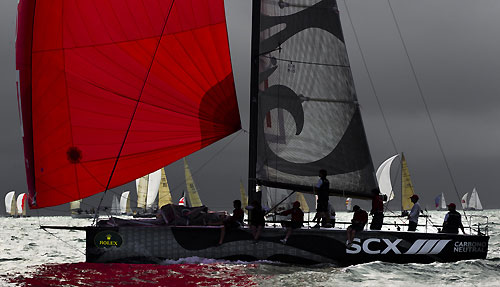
[0,210,498,286]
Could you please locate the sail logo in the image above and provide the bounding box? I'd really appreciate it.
[346,238,451,255]
[94,231,123,248]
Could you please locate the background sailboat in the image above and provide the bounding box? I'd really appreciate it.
[345,197,353,212]
[4,190,16,217]
[70,199,93,218]
[376,154,399,202]
[184,158,203,207]
[16,193,27,217]
[110,195,120,215]
[401,153,416,214]
[119,191,132,215]
[376,153,415,214]
[461,193,468,210]
[240,181,248,214]
[434,192,447,211]
[158,168,173,209]
[466,188,483,211]
[135,169,161,216]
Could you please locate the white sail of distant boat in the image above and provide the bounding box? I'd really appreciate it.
[461,193,468,210]
[376,154,399,202]
[16,193,27,216]
[146,169,161,211]
[434,192,446,210]
[135,168,162,212]
[468,188,483,211]
[110,195,120,215]
[4,190,16,216]
[184,158,203,207]
[158,168,172,209]
[120,191,131,215]
[346,197,353,212]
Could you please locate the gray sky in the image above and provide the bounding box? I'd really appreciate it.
[1,0,499,215]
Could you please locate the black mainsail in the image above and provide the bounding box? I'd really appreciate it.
[249,0,377,199]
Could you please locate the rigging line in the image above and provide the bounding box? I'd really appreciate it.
[93,0,176,226]
[342,0,398,154]
[386,0,468,222]
[40,226,86,256]
[168,130,244,194]
[261,55,351,68]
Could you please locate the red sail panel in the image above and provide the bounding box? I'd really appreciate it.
[17,0,241,208]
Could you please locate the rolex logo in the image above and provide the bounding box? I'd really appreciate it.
[95,231,123,248]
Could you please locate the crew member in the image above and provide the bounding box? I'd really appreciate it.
[408,194,422,231]
[441,203,466,234]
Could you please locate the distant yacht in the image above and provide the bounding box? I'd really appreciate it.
[462,187,483,211]
[434,192,447,211]
[4,190,16,217]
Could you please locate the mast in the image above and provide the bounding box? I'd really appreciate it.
[248,0,262,206]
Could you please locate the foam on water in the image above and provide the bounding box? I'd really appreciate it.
[0,210,499,286]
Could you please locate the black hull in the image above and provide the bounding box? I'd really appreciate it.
[86,226,488,265]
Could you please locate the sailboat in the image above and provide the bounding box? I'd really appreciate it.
[376,153,416,214]
[345,198,353,212]
[119,191,132,215]
[460,193,468,210]
[110,195,120,215]
[134,169,161,217]
[465,188,483,211]
[4,190,16,217]
[70,200,94,218]
[184,158,203,207]
[434,193,447,211]
[16,193,28,217]
[17,0,488,265]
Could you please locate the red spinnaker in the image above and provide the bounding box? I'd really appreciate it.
[16,0,241,208]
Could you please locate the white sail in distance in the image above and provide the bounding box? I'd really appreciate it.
[16,193,27,216]
[146,169,161,211]
[376,154,399,202]
[440,192,446,209]
[110,195,120,215]
[468,188,483,210]
[120,191,131,214]
[4,191,16,215]
[346,197,352,212]
[461,193,468,210]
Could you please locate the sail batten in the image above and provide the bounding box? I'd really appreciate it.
[17,0,240,208]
